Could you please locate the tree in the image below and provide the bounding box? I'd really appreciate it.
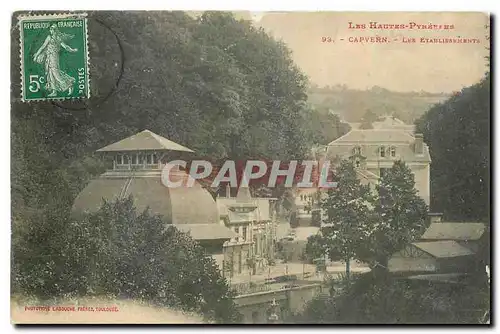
[306,159,374,279]
[305,159,429,278]
[415,75,490,221]
[13,197,241,323]
[359,120,374,129]
[302,106,350,145]
[292,271,489,324]
[359,160,428,273]
[359,109,378,129]
[304,233,327,263]
[361,109,379,124]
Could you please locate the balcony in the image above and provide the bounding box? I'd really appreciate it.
[114,163,161,170]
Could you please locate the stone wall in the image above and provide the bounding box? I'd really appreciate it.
[233,283,323,324]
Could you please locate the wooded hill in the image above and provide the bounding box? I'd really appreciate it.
[307,85,450,124]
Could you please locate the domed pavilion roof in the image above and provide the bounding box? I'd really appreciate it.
[72,170,220,226]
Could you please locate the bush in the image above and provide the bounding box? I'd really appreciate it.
[293,272,489,324]
[12,197,242,323]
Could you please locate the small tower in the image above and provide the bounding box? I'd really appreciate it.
[96,129,194,172]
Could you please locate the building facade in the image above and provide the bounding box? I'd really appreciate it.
[389,213,486,273]
[217,185,277,277]
[326,129,432,205]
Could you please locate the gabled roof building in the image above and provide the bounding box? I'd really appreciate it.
[326,129,431,204]
[389,213,486,274]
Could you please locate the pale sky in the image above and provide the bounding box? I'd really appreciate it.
[237,12,490,93]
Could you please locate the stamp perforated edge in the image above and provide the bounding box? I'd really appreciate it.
[18,12,90,102]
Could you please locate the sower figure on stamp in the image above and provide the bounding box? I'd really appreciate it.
[33,24,78,97]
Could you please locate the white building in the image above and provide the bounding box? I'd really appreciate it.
[217,185,278,275]
[326,129,431,204]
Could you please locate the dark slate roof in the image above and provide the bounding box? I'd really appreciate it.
[412,241,474,258]
[97,130,194,152]
[72,170,219,226]
[175,224,236,241]
[421,222,486,241]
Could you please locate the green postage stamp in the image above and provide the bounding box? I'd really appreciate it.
[19,13,89,101]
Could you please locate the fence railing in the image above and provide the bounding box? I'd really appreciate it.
[232,282,273,295]
[231,271,321,296]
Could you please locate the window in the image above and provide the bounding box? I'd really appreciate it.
[116,154,130,165]
[352,146,361,155]
[390,146,396,157]
[380,146,386,158]
[242,227,247,241]
[355,159,360,168]
[234,227,239,235]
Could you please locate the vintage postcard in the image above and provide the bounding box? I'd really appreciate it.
[10,11,491,324]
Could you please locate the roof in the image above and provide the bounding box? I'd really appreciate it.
[175,224,236,241]
[411,241,474,258]
[217,197,271,222]
[72,170,219,226]
[97,130,194,152]
[326,129,431,163]
[328,129,415,144]
[421,222,486,241]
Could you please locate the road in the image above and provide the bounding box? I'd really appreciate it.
[230,261,370,285]
[274,219,320,241]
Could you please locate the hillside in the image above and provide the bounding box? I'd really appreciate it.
[307,85,450,124]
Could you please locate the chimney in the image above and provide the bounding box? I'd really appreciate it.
[428,212,443,224]
[414,133,424,155]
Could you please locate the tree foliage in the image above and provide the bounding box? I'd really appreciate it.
[13,197,241,323]
[11,11,316,223]
[302,106,350,145]
[307,85,449,124]
[311,159,374,275]
[361,161,429,268]
[306,158,428,274]
[292,272,489,324]
[415,74,490,221]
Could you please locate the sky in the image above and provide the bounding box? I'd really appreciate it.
[235,12,489,93]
